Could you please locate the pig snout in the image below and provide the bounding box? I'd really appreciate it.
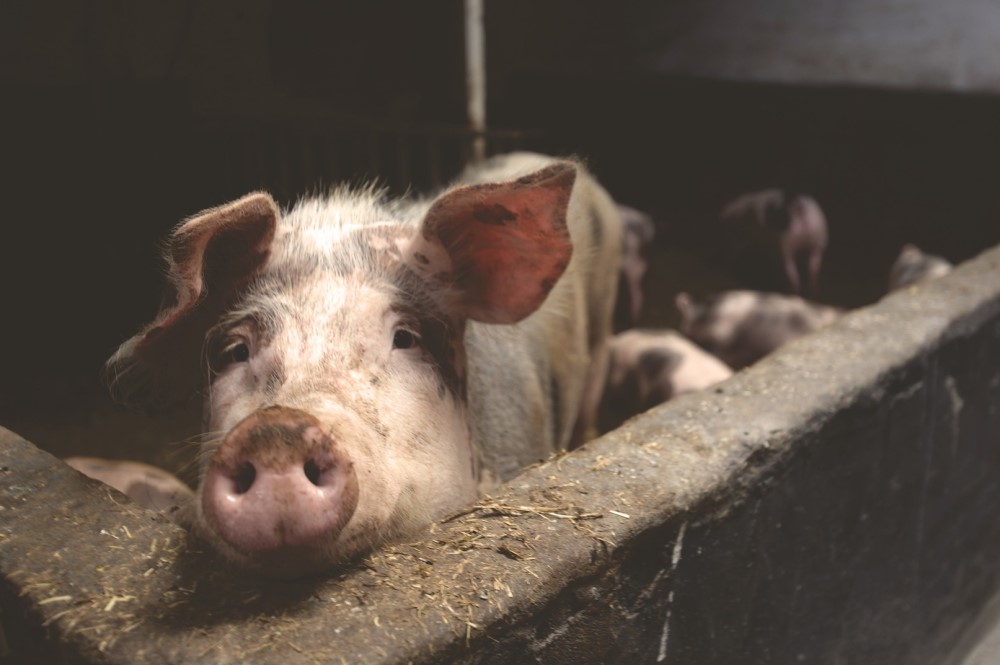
[201,406,359,556]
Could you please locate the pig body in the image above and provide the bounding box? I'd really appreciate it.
[456,153,623,453]
[64,456,194,515]
[676,290,842,369]
[104,153,621,576]
[596,329,732,433]
[720,189,829,295]
[888,244,953,291]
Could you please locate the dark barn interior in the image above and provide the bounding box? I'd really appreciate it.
[3,2,1000,663]
[4,2,999,466]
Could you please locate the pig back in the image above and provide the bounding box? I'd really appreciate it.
[457,153,622,483]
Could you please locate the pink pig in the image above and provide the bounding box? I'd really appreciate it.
[595,329,732,433]
[676,290,842,370]
[720,189,829,296]
[95,153,621,577]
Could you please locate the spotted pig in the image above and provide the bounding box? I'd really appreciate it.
[595,329,732,433]
[676,290,843,370]
[64,456,194,515]
[97,153,622,577]
[720,189,829,296]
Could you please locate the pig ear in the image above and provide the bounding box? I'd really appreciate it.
[405,163,576,324]
[106,192,279,410]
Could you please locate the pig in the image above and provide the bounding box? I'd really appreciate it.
[719,189,829,296]
[888,243,953,292]
[675,290,843,370]
[101,152,622,577]
[613,204,657,330]
[64,457,193,514]
[595,329,732,433]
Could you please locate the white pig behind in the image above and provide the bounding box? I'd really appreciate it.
[456,152,623,471]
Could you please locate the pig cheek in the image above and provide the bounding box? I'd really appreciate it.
[393,405,476,516]
[205,369,266,436]
[376,375,477,517]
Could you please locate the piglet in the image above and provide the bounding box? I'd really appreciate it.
[64,457,193,515]
[614,204,657,329]
[720,189,829,296]
[595,329,732,433]
[676,290,843,369]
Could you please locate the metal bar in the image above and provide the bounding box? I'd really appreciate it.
[464,0,486,164]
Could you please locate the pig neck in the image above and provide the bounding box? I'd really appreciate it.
[464,317,557,485]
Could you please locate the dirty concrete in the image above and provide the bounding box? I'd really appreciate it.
[2,244,1000,664]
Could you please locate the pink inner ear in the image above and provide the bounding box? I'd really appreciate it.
[418,163,577,324]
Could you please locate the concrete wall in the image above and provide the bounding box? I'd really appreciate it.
[2,241,999,662]
[7,3,1000,472]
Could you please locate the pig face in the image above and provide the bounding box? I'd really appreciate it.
[107,165,576,577]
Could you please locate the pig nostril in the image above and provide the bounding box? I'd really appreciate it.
[303,459,322,486]
[233,462,257,494]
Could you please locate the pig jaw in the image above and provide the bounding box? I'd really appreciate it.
[196,361,478,577]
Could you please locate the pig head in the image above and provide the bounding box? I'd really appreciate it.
[106,164,577,577]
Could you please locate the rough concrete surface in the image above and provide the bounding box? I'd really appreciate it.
[953,592,1000,665]
[1,244,999,664]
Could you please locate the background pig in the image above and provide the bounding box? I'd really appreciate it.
[613,204,657,330]
[595,329,732,433]
[101,153,621,577]
[720,188,829,296]
[888,243,953,291]
[455,153,623,450]
[64,456,194,515]
[676,290,843,369]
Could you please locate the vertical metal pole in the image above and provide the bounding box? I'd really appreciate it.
[465,0,486,163]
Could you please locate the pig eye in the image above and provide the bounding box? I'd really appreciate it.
[229,343,250,363]
[213,340,251,369]
[392,329,419,350]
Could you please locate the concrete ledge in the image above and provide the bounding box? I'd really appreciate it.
[2,246,1000,664]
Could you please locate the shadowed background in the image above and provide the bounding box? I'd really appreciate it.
[1,0,998,466]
